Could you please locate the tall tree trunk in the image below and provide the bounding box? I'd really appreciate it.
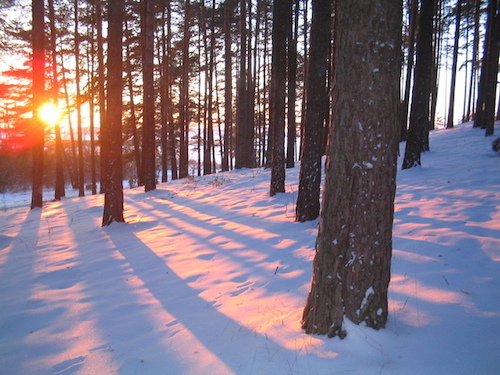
[446,0,462,129]
[466,0,481,122]
[102,0,125,226]
[302,0,401,338]
[31,0,45,209]
[60,58,78,189]
[401,0,418,141]
[222,0,234,172]
[48,0,65,201]
[269,0,291,196]
[474,0,499,136]
[124,30,143,186]
[235,0,254,169]
[96,0,106,193]
[88,42,97,195]
[402,0,435,169]
[141,0,156,191]
[74,0,85,197]
[286,0,299,168]
[295,0,332,222]
[179,0,191,178]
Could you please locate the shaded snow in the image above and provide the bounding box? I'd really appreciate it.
[0,123,499,374]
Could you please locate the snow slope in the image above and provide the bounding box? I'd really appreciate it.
[0,122,499,375]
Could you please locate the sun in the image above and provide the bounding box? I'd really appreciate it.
[38,102,60,126]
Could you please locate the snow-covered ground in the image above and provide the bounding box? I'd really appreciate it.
[0,122,499,375]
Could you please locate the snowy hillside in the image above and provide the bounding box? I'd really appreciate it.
[0,122,499,374]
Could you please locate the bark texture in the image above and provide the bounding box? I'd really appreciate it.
[302,0,401,338]
[102,0,125,226]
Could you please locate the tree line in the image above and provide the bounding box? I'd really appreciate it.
[0,0,498,338]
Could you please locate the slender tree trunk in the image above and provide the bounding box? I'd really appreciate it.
[235,0,254,169]
[401,0,418,141]
[124,32,143,186]
[88,42,97,195]
[102,0,125,226]
[286,0,299,168]
[96,0,106,193]
[302,0,401,338]
[179,0,191,178]
[60,58,78,189]
[48,0,65,200]
[141,0,156,191]
[474,0,499,136]
[222,0,234,172]
[402,0,435,169]
[466,0,481,122]
[31,0,45,209]
[269,0,291,196]
[295,0,332,222]
[446,0,462,129]
[74,0,85,197]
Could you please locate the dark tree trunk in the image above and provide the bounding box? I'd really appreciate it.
[465,0,481,122]
[222,0,234,172]
[286,0,299,168]
[179,0,191,178]
[402,0,435,169]
[124,32,143,186]
[269,0,291,196]
[474,0,499,136]
[31,0,45,209]
[302,0,401,339]
[48,0,65,201]
[102,0,125,226]
[295,0,332,222]
[96,0,106,194]
[141,0,157,191]
[235,0,254,169]
[74,0,85,197]
[401,0,418,141]
[446,0,462,129]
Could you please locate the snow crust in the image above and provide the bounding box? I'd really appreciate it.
[0,123,499,374]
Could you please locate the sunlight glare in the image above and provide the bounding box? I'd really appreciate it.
[38,102,60,126]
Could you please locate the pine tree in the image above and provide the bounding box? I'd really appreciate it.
[302,0,402,338]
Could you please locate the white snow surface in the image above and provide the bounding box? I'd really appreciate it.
[1,122,499,374]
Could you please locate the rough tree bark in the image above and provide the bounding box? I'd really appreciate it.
[31,0,45,209]
[295,0,332,222]
[269,0,291,196]
[302,0,402,338]
[402,0,435,169]
[102,0,125,226]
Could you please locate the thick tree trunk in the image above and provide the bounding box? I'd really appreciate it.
[302,0,401,338]
[31,0,45,209]
[102,0,125,226]
[295,0,331,222]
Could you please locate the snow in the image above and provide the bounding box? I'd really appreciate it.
[1,122,499,374]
